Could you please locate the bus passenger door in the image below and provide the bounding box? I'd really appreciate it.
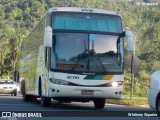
[43,47,50,97]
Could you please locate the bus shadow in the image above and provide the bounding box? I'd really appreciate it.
[35,99,100,110]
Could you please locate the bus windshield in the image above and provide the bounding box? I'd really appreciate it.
[51,33,124,74]
[52,13,122,33]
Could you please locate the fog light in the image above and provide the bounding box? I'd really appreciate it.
[52,89,55,92]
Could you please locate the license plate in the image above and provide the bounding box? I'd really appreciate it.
[81,90,94,95]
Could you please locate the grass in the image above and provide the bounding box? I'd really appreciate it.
[106,95,148,106]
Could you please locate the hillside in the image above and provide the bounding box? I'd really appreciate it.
[0,0,160,96]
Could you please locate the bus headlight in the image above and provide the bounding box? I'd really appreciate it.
[50,79,69,85]
[106,81,123,87]
[111,82,119,87]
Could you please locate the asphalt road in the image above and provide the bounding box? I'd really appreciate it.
[0,94,159,120]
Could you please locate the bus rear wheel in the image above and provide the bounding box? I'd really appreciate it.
[23,93,30,102]
[21,80,30,102]
[94,98,106,109]
[41,96,51,107]
[30,96,37,102]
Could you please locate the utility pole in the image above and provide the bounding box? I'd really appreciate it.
[130,36,136,100]
[0,45,2,78]
[130,53,134,100]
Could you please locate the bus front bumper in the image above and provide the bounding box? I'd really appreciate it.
[48,84,123,99]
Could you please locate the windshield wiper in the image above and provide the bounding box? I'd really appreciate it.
[89,49,108,73]
[70,49,88,71]
[70,48,108,73]
[70,37,108,73]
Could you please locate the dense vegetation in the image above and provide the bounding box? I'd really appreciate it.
[0,0,160,97]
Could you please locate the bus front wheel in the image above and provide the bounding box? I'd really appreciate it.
[41,96,51,107]
[94,98,106,109]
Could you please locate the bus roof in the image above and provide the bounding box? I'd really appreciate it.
[48,7,119,16]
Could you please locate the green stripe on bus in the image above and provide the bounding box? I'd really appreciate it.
[84,75,96,79]
[84,75,104,80]
[94,75,104,80]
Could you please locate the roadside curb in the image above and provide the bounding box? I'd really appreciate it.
[106,102,149,108]
[132,105,149,108]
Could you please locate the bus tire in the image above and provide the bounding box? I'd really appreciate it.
[21,80,30,102]
[38,77,42,97]
[94,98,106,109]
[30,96,37,102]
[23,92,30,102]
[41,96,51,107]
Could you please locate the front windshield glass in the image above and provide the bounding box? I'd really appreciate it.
[51,33,123,74]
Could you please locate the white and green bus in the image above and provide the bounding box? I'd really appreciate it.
[20,7,135,109]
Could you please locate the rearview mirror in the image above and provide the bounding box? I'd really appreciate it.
[44,26,52,48]
[125,30,135,53]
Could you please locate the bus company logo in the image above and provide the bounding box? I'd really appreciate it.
[67,76,79,79]
[2,112,12,117]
